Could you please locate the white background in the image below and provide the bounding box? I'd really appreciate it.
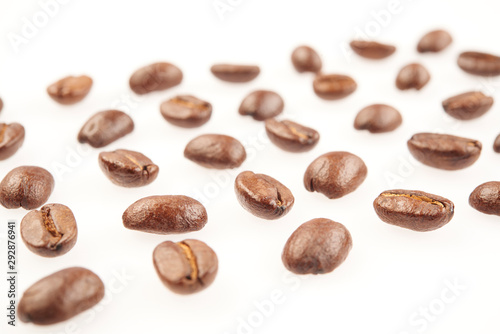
[1,0,500,333]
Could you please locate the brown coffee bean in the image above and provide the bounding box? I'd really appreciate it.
[0,166,54,210]
[265,118,319,152]
[153,239,218,294]
[18,267,104,325]
[407,133,482,170]
[396,63,430,90]
[238,90,284,121]
[304,151,367,199]
[457,52,500,76]
[349,40,396,59]
[78,110,134,148]
[313,74,357,100]
[0,122,25,160]
[373,190,454,232]
[184,134,246,169]
[417,30,452,53]
[47,75,93,105]
[129,62,183,94]
[210,64,260,83]
[0,97,3,113]
[494,134,500,153]
[442,91,494,120]
[469,182,500,216]
[122,195,207,234]
[21,204,77,257]
[291,45,322,73]
[160,95,212,128]
[98,149,159,187]
[282,218,352,275]
[354,104,402,133]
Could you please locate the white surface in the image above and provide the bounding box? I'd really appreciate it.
[1,0,500,333]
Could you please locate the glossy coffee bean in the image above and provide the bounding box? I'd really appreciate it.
[457,52,500,76]
[184,134,246,169]
[313,74,357,100]
[210,64,260,83]
[265,118,319,152]
[291,45,322,73]
[282,218,352,275]
[373,189,454,232]
[354,104,402,133]
[469,182,500,216]
[407,133,481,170]
[494,134,500,153]
[153,239,218,294]
[78,110,134,148]
[129,62,183,94]
[442,91,494,120]
[18,267,104,325]
[304,151,367,199]
[21,204,77,257]
[47,75,93,105]
[98,149,159,187]
[396,63,430,90]
[0,166,54,210]
[0,122,25,160]
[417,30,452,53]
[123,195,207,234]
[239,90,284,121]
[160,95,212,128]
[349,40,396,59]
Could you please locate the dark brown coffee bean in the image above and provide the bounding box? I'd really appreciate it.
[18,267,104,325]
[153,239,218,294]
[129,62,183,94]
[0,166,54,210]
[407,133,482,170]
[210,64,260,83]
[291,45,322,73]
[396,63,430,90]
[98,149,159,187]
[47,75,93,105]
[0,122,25,160]
[78,110,134,148]
[160,95,212,128]
[354,104,402,133]
[494,134,500,153]
[234,171,294,220]
[469,182,500,216]
[238,90,284,121]
[304,151,367,199]
[417,30,452,53]
[442,91,494,120]
[457,52,500,76]
[313,74,357,100]
[21,204,77,257]
[282,218,352,275]
[123,195,207,234]
[349,40,396,59]
[373,190,454,232]
[184,134,246,169]
[265,118,319,152]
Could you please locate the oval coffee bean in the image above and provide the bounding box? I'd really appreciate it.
[373,190,454,232]
[282,218,352,275]
[442,91,494,120]
[0,97,3,113]
[234,171,294,220]
[18,267,104,325]
[494,134,500,153]
[78,110,134,148]
[354,104,402,133]
[129,62,183,94]
[47,75,93,105]
[313,74,357,100]
[0,166,54,210]
[122,195,207,234]
[265,118,319,152]
[184,134,246,169]
[396,63,430,90]
[0,122,25,160]
[349,40,396,59]
[469,182,500,216]
[457,52,500,76]
[407,133,482,170]
[21,204,77,257]
[98,149,159,187]
[210,64,260,83]
[238,90,284,121]
[417,30,452,53]
[304,151,367,199]
[153,239,218,295]
[160,95,212,128]
[291,45,322,73]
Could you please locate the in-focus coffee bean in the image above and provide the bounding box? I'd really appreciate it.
[265,118,320,152]
[160,95,212,128]
[0,122,25,160]
[210,64,260,83]
[469,181,500,216]
[129,62,182,94]
[457,52,500,76]
[313,74,357,100]
[78,110,134,148]
[494,134,500,153]
[396,63,430,90]
[238,90,284,121]
[184,134,246,169]
[291,45,322,73]
[442,91,494,120]
[349,40,396,59]
[417,30,452,53]
[47,75,93,105]
[353,104,402,133]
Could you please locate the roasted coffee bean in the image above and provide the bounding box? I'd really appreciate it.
[304,151,367,199]
[153,239,218,294]
[494,134,500,153]
[442,91,494,120]
[282,218,352,275]
[0,97,3,113]
[47,75,93,105]
[98,149,159,187]
[407,133,481,170]
[313,74,357,100]
[373,190,454,232]
[234,171,294,220]
[395,63,430,90]
[160,95,212,128]
[184,134,246,169]
[21,204,77,257]
[123,195,207,234]
[349,40,396,59]
[354,104,402,133]
[210,64,260,83]
[291,45,322,73]
[469,182,500,216]
[18,267,104,325]
[0,166,54,210]
[265,118,319,152]
[457,52,500,76]
[0,122,25,160]
[78,110,134,148]
[238,90,284,121]
[417,30,452,53]
[129,62,183,94]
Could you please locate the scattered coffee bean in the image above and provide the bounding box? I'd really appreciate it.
[129,62,183,94]
[313,74,357,100]
[238,90,284,121]
[457,51,500,76]
[0,97,3,113]
[353,104,402,133]
[184,134,246,169]
[349,40,396,59]
[0,122,25,160]
[265,118,319,152]
[291,45,322,73]
[47,75,93,105]
[210,64,260,83]
[160,95,212,128]
[494,134,500,153]
[78,110,134,148]
[417,30,452,53]
[442,91,494,120]
[395,63,430,90]
[469,181,500,216]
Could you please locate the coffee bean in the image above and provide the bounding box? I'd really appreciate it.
[238,90,284,121]
[153,239,218,294]
[21,204,77,257]
[353,104,402,133]
[469,181,500,216]
[265,118,320,152]
[123,195,207,234]
[417,30,452,53]
[395,63,430,90]
[291,45,322,73]
[349,40,396,59]
[442,91,494,120]
[160,95,212,128]
[304,151,367,199]
[457,52,500,76]
[313,74,357,100]
[129,62,183,94]
[373,190,454,232]
[234,171,294,220]
[0,97,3,113]
[210,64,260,83]
[184,134,246,169]
[0,122,25,160]
[494,134,500,153]
[0,166,54,210]
[98,149,159,187]
[78,110,134,148]
[47,75,93,105]
[407,133,482,170]
[18,267,104,325]
[282,218,352,275]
